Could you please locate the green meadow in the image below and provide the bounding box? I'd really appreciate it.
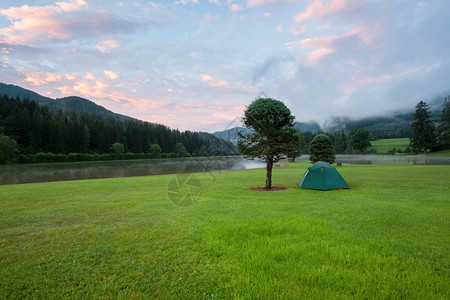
[0,162,449,299]
[369,138,410,153]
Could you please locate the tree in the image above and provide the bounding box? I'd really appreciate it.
[308,133,336,164]
[149,143,162,158]
[174,142,188,157]
[286,129,303,162]
[349,128,371,153]
[0,134,19,164]
[110,142,124,157]
[409,101,436,153]
[334,131,347,153]
[436,96,450,148]
[238,97,299,189]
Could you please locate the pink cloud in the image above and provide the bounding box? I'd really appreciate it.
[23,71,63,86]
[104,70,119,80]
[64,73,79,80]
[0,0,135,46]
[199,74,213,81]
[96,39,123,53]
[199,74,234,89]
[134,103,246,131]
[84,72,96,80]
[208,79,231,88]
[0,0,88,45]
[286,27,365,63]
[294,0,364,22]
[339,72,395,95]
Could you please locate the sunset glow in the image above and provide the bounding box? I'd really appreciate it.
[1,0,449,131]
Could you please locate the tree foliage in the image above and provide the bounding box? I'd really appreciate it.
[238,97,299,189]
[409,101,436,153]
[349,128,371,153]
[436,96,450,148]
[0,133,19,164]
[286,129,303,161]
[308,133,336,164]
[334,131,347,153]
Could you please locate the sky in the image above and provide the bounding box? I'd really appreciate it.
[1,0,449,132]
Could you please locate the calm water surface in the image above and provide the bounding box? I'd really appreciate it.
[0,157,265,185]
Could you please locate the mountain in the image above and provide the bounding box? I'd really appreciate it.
[0,83,54,105]
[293,121,321,133]
[213,127,250,145]
[0,83,135,122]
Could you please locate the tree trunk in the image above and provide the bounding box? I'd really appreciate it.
[265,156,273,190]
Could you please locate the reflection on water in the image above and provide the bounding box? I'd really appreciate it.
[0,155,448,185]
[0,156,266,185]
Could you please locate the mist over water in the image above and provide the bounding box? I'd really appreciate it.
[0,155,448,185]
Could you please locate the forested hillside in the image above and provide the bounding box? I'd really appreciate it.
[0,83,134,122]
[0,94,236,163]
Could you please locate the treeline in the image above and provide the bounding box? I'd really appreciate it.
[298,130,375,155]
[0,95,236,164]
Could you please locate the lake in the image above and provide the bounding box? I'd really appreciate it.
[0,157,265,185]
[0,155,448,185]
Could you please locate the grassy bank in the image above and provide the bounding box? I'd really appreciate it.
[428,149,450,156]
[0,162,449,298]
[369,138,409,153]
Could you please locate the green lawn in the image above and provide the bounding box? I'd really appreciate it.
[428,149,450,156]
[369,138,410,153]
[1,162,449,298]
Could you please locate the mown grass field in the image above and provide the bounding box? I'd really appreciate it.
[0,162,449,298]
[428,149,450,156]
[369,138,410,153]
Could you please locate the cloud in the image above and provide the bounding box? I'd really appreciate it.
[199,13,220,26]
[230,4,243,12]
[247,0,302,7]
[200,74,213,81]
[174,0,199,5]
[287,27,364,64]
[0,0,88,45]
[23,71,63,86]
[199,74,232,88]
[96,39,123,53]
[0,0,136,46]
[104,70,119,80]
[293,0,364,23]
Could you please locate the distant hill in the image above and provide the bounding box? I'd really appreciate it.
[213,127,250,145]
[0,83,135,122]
[325,94,447,138]
[293,121,321,133]
[325,114,413,138]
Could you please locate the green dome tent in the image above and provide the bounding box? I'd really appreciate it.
[299,161,349,191]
